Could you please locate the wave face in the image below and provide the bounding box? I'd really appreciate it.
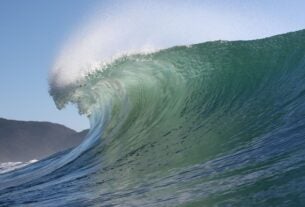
[1,30,305,206]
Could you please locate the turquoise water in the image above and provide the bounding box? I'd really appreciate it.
[1,30,305,206]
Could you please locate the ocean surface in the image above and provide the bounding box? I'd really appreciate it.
[1,30,305,206]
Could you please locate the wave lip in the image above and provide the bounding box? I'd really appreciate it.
[49,0,283,91]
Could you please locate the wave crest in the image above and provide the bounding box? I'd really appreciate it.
[49,0,282,91]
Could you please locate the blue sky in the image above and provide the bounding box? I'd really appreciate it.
[0,0,99,130]
[1,0,305,131]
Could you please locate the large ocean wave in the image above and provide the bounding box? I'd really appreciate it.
[1,30,305,206]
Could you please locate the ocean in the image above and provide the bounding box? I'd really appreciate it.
[1,30,305,206]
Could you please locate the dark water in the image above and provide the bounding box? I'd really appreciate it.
[1,30,305,206]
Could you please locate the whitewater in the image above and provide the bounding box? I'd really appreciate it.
[1,2,305,206]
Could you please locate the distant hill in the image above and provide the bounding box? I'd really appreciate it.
[0,118,88,162]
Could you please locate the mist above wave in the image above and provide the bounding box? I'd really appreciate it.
[49,0,282,89]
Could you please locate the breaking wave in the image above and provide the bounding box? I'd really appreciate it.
[1,29,305,206]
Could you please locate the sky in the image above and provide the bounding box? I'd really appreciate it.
[1,0,305,131]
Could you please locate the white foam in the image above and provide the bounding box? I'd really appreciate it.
[0,159,38,174]
[49,0,284,88]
